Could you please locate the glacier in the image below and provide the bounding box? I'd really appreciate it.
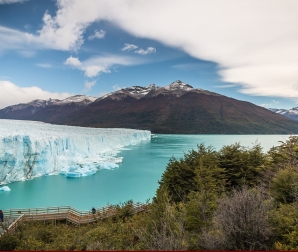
[0,119,151,185]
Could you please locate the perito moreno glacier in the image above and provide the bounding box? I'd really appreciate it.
[0,119,151,185]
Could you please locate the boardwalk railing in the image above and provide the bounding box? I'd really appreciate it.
[0,202,148,237]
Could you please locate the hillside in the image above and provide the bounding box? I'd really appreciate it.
[1,81,298,134]
[0,95,96,124]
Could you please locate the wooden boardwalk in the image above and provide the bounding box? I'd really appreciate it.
[0,202,148,237]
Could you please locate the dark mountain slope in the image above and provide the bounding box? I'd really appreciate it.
[61,91,298,134]
[1,81,297,134]
[0,95,96,124]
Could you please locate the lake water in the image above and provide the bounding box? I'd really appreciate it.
[0,134,292,211]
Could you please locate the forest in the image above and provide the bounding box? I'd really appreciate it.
[1,136,298,250]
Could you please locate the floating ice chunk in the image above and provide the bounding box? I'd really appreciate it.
[0,186,11,191]
[65,172,82,178]
[60,165,97,177]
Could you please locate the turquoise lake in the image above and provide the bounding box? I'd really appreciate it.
[0,134,293,211]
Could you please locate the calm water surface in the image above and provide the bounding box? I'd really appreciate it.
[0,134,292,210]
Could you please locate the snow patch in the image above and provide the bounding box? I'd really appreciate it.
[164,80,193,91]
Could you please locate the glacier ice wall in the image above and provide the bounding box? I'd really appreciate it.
[0,120,151,185]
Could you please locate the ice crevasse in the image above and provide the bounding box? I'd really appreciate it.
[0,119,151,185]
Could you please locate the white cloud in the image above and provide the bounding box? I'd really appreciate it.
[135,47,156,55]
[37,11,86,51]
[0,26,40,52]
[0,81,71,109]
[34,0,298,100]
[121,43,138,51]
[64,54,144,78]
[64,56,82,67]
[84,65,110,78]
[88,29,106,40]
[84,80,96,92]
[121,44,156,55]
[64,56,109,77]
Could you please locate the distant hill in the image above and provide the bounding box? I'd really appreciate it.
[1,80,298,134]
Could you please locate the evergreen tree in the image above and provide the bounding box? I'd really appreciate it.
[157,144,221,202]
[218,142,264,189]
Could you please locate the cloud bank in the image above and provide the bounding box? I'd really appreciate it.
[1,0,298,100]
[0,81,71,109]
[37,0,298,99]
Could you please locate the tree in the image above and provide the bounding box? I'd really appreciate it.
[218,142,264,189]
[157,144,222,203]
[267,136,298,170]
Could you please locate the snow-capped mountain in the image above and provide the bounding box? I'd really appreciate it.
[54,95,97,105]
[98,80,220,101]
[1,81,298,134]
[4,95,96,112]
[268,107,298,121]
[0,95,96,123]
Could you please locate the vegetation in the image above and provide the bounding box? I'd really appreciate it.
[2,136,298,250]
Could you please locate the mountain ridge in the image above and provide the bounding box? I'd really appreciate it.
[1,80,298,134]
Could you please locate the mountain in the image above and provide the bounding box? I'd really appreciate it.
[1,80,298,134]
[268,107,298,121]
[0,95,96,124]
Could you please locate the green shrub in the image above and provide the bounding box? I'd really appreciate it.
[270,168,298,204]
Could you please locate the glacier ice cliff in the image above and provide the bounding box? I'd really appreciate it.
[0,120,151,185]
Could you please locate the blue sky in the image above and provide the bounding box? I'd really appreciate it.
[1,0,298,109]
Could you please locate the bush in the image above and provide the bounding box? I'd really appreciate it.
[0,233,20,250]
[201,186,272,250]
[270,168,298,204]
[270,203,298,250]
